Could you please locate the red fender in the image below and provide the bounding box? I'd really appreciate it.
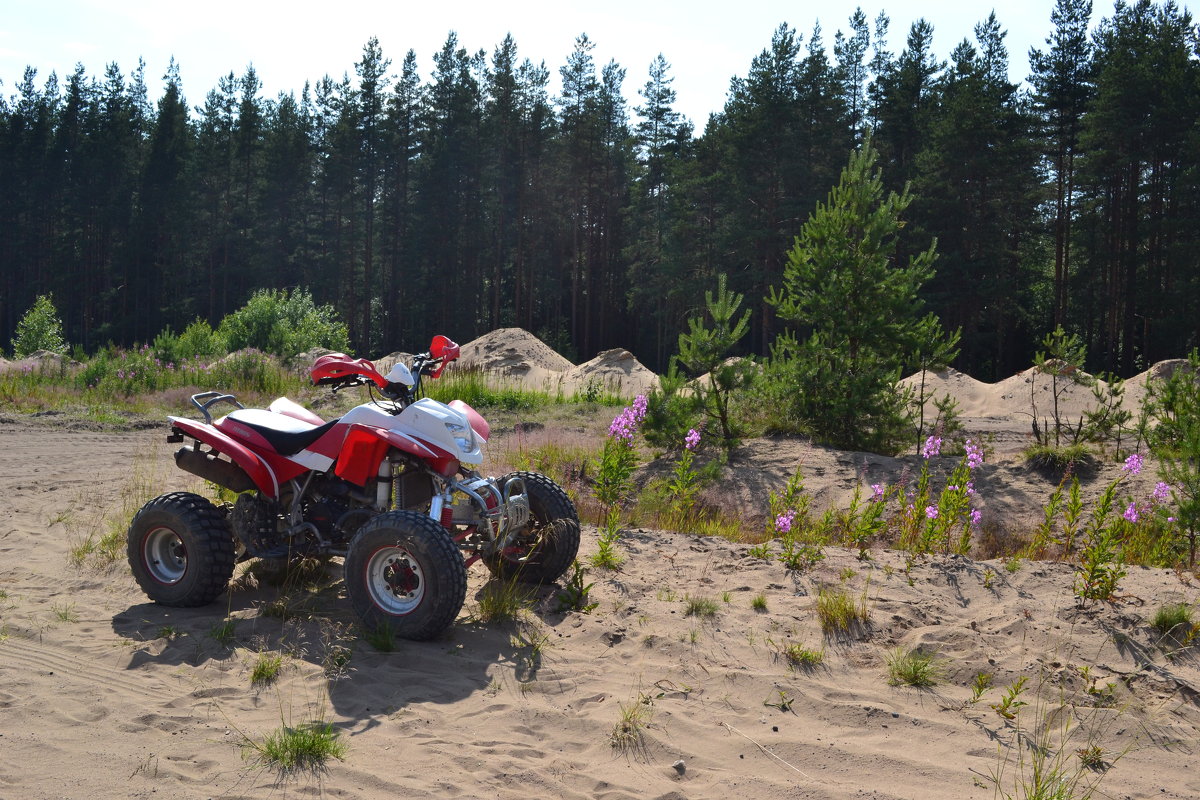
[333,424,460,485]
[168,416,281,497]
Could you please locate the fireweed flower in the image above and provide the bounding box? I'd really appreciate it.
[870,483,885,503]
[1123,453,1144,476]
[684,428,701,451]
[1123,502,1140,523]
[925,505,939,520]
[921,435,943,459]
[1152,482,1171,504]
[969,508,982,526]
[776,510,796,534]
[965,439,984,470]
[608,394,649,444]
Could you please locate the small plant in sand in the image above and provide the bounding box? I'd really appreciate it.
[991,676,1029,720]
[815,581,870,635]
[361,621,396,653]
[590,395,647,569]
[51,602,79,623]
[318,620,354,681]
[763,689,796,712]
[591,510,626,570]
[783,643,825,669]
[684,594,719,618]
[1151,602,1195,638]
[751,592,768,611]
[664,427,706,527]
[210,618,237,646]
[1073,454,1156,606]
[989,673,1126,800]
[610,692,654,751]
[885,646,943,687]
[747,541,773,560]
[476,574,532,624]
[555,560,598,613]
[251,650,285,685]
[895,435,985,555]
[242,703,347,773]
[970,671,994,703]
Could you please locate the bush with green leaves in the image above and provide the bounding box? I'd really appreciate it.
[11,294,68,357]
[764,141,957,454]
[1144,351,1200,565]
[154,318,228,365]
[217,288,349,360]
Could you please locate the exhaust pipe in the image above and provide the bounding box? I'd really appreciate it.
[175,447,256,493]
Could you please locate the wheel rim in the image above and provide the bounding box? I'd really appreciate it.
[143,526,187,584]
[365,546,424,615]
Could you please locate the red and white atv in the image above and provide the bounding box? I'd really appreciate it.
[126,335,580,640]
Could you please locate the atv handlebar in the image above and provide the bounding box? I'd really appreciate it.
[309,335,460,409]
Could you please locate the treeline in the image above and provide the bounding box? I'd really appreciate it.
[2,0,1198,379]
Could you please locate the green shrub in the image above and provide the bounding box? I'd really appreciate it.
[154,318,228,364]
[11,294,68,357]
[218,288,349,359]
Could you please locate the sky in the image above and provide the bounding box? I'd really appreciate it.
[0,0,1105,126]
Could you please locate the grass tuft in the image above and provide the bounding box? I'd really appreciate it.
[783,643,825,669]
[815,583,870,635]
[684,594,719,618]
[251,651,285,685]
[245,720,347,772]
[610,693,654,751]
[476,576,533,624]
[1151,603,1194,638]
[885,646,944,687]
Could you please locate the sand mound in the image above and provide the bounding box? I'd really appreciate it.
[1123,359,1191,409]
[900,367,999,418]
[457,328,574,374]
[565,348,659,397]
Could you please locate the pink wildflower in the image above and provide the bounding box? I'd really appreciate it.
[870,483,885,503]
[925,505,939,520]
[1123,453,1144,476]
[921,435,942,459]
[776,510,796,535]
[1152,482,1171,504]
[969,508,982,526]
[1123,502,1140,523]
[965,439,984,470]
[684,428,701,451]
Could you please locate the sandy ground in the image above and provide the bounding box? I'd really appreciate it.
[2,333,1199,799]
[1,411,1200,800]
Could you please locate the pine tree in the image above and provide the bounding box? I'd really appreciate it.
[767,141,954,453]
[1029,0,1094,330]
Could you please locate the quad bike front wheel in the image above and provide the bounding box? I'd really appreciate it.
[485,471,580,585]
[344,510,467,641]
[127,492,237,607]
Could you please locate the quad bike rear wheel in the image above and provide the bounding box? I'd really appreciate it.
[485,471,580,584]
[127,492,237,607]
[344,510,467,641]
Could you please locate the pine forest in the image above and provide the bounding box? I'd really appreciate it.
[2,0,1199,380]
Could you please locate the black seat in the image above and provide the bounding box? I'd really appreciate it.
[222,410,341,456]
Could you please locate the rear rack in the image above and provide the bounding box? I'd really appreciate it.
[189,391,245,424]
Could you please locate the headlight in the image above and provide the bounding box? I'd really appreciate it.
[446,422,474,454]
